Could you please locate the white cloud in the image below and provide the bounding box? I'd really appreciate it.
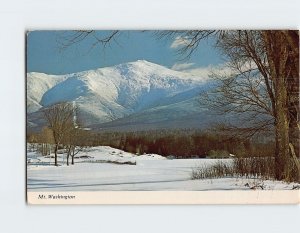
[170,36,191,49]
[171,62,195,71]
[171,63,233,81]
[171,61,261,83]
[184,67,212,78]
[187,65,232,76]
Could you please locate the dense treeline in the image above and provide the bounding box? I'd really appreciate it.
[95,130,274,158]
[27,128,275,159]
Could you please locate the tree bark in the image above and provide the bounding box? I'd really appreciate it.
[54,144,59,166]
[284,31,300,159]
[66,146,71,166]
[274,78,290,179]
[71,146,75,165]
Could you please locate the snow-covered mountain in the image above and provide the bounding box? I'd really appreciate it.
[27,60,216,131]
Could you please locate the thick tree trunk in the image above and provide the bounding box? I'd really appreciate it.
[262,31,291,180]
[274,81,290,180]
[287,77,299,159]
[284,31,300,159]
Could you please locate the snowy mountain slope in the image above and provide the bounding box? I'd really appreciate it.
[27,72,67,113]
[27,60,214,130]
[91,96,224,131]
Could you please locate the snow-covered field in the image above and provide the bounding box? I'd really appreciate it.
[27,146,297,191]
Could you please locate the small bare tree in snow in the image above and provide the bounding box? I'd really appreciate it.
[43,102,76,166]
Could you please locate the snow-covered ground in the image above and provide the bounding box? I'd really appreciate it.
[27,146,298,191]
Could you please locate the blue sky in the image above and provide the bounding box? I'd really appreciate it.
[27,30,224,75]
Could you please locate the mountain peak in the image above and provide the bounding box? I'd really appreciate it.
[134,59,151,63]
[115,59,162,69]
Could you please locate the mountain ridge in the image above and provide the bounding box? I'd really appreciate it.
[27,60,213,131]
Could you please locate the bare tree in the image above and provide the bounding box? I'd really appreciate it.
[157,30,299,180]
[200,65,274,139]
[57,30,121,53]
[43,102,76,166]
[156,30,218,59]
[198,31,299,180]
[70,129,87,165]
[38,127,55,156]
[63,125,86,166]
